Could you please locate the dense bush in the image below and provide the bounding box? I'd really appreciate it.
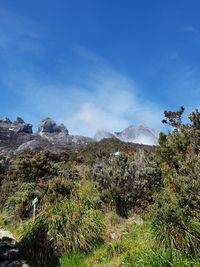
[152,107,200,255]
[4,182,44,222]
[94,152,161,217]
[6,150,70,182]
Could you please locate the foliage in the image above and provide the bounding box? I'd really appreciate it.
[20,198,105,266]
[7,150,69,182]
[94,152,161,217]
[153,107,200,255]
[4,182,44,222]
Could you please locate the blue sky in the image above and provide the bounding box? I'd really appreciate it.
[0,0,200,136]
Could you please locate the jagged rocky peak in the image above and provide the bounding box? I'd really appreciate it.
[0,116,32,133]
[38,117,69,134]
[114,125,159,146]
[94,129,116,141]
[0,117,12,123]
[13,116,25,124]
[94,125,159,145]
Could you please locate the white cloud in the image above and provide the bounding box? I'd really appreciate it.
[0,38,163,137]
[63,68,162,136]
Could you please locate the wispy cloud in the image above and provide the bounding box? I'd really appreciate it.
[12,49,163,137]
[0,8,44,65]
[0,9,163,137]
[183,24,199,33]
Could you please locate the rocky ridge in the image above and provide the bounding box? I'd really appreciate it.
[94,125,159,146]
[0,117,93,154]
[0,116,158,155]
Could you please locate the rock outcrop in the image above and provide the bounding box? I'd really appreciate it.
[38,118,68,134]
[0,229,29,267]
[0,117,32,134]
[0,117,93,154]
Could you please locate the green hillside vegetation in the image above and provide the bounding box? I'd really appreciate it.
[0,107,199,266]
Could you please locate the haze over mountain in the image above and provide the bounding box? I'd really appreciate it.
[0,116,158,154]
[94,125,159,146]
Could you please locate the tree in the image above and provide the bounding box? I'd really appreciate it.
[153,107,200,255]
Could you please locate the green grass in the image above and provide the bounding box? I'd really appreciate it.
[59,253,89,267]
[84,220,200,267]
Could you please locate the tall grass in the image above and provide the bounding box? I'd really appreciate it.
[20,198,105,266]
[85,221,200,267]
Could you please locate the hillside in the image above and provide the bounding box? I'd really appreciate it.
[0,108,199,267]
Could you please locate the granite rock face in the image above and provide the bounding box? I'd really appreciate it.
[38,118,68,134]
[0,117,32,134]
[0,117,93,154]
[0,116,158,155]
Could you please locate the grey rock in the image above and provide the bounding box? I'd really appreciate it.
[38,118,69,134]
[0,117,32,134]
[94,130,116,141]
[114,125,159,146]
[0,260,9,267]
[13,117,24,124]
[16,140,44,152]
[1,248,20,261]
[0,118,11,123]
[1,238,18,249]
[6,261,21,267]
[94,125,159,146]
[10,123,32,134]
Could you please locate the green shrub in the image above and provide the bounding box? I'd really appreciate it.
[152,108,200,256]
[94,153,161,217]
[4,182,44,222]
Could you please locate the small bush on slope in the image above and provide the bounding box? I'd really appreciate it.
[94,153,161,217]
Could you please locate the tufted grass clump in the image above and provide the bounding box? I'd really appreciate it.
[20,198,105,266]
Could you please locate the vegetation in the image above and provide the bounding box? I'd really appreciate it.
[152,107,200,255]
[0,107,199,266]
[94,152,161,217]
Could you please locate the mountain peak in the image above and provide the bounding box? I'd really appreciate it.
[95,124,159,145]
[38,118,69,134]
[94,129,116,141]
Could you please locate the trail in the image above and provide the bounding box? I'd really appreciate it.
[0,229,29,267]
